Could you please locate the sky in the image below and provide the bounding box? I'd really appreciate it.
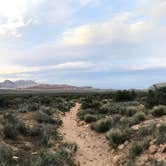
[0,0,166,89]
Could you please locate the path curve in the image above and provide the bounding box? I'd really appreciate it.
[60,103,113,166]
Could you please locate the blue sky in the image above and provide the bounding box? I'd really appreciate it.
[0,0,166,89]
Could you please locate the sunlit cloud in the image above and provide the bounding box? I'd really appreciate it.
[0,0,166,88]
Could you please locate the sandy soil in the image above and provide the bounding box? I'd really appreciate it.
[60,103,113,166]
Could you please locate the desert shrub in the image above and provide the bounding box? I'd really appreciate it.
[113,90,136,102]
[151,105,166,117]
[77,109,95,120]
[3,123,18,139]
[149,159,166,166]
[3,113,17,124]
[30,124,41,137]
[146,90,158,108]
[18,104,29,113]
[35,111,57,124]
[146,87,166,107]
[28,103,39,111]
[17,152,41,166]
[156,123,166,145]
[16,121,29,136]
[138,123,156,137]
[3,113,29,138]
[106,128,129,148]
[91,118,112,133]
[40,106,53,115]
[81,97,101,109]
[30,124,58,146]
[0,144,13,165]
[101,101,140,116]
[158,123,166,133]
[124,106,138,117]
[142,138,150,150]
[119,117,131,128]
[131,112,145,125]
[84,114,98,123]
[39,142,77,166]
[128,142,143,159]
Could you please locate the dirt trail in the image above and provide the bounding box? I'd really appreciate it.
[60,103,113,166]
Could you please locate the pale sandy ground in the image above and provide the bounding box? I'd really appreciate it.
[60,103,114,166]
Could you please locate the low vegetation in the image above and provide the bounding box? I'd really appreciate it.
[0,95,77,166]
[0,87,166,165]
[77,88,166,165]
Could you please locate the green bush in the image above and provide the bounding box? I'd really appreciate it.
[18,104,29,113]
[3,123,18,139]
[16,121,29,136]
[124,106,138,117]
[156,123,166,145]
[30,124,59,146]
[77,109,94,120]
[30,124,42,137]
[119,117,131,128]
[84,114,98,123]
[40,106,52,115]
[151,105,166,117]
[35,111,56,124]
[131,112,145,125]
[158,123,166,133]
[0,144,13,164]
[3,113,17,124]
[128,142,143,159]
[138,123,156,137]
[39,142,77,166]
[91,118,112,133]
[113,90,136,102]
[106,128,129,148]
[149,159,166,166]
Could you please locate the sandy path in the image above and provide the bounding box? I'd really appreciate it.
[60,103,113,166]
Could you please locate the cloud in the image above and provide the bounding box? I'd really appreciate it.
[0,0,101,37]
[60,10,166,46]
[140,0,166,21]
[0,0,166,88]
[0,0,42,37]
[0,61,95,75]
[54,61,95,70]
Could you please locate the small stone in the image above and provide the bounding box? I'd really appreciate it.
[24,142,32,150]
[12,156,19,160]
[81,121,85,126]
[11,146,19,152]
[113,155,121,163]
[157,124,161,128]
[111,149,115,153]
[158,144,166,153]
[131,125,139,130]
[118,144,125,150]
[150,139,156,145]
[149,145,157,154]
[124,141,129,146]
[32,152,38,155]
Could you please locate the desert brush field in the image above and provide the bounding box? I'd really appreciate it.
[0,88,165,166]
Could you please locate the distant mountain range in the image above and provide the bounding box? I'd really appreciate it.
[0,80,94,91]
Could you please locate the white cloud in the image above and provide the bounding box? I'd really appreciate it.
[0,61,95,75]
[0,0,101,37]
[60,17,150,46]
[54,61,95,70]
[0,0,42,37]
[140,0,166,21]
